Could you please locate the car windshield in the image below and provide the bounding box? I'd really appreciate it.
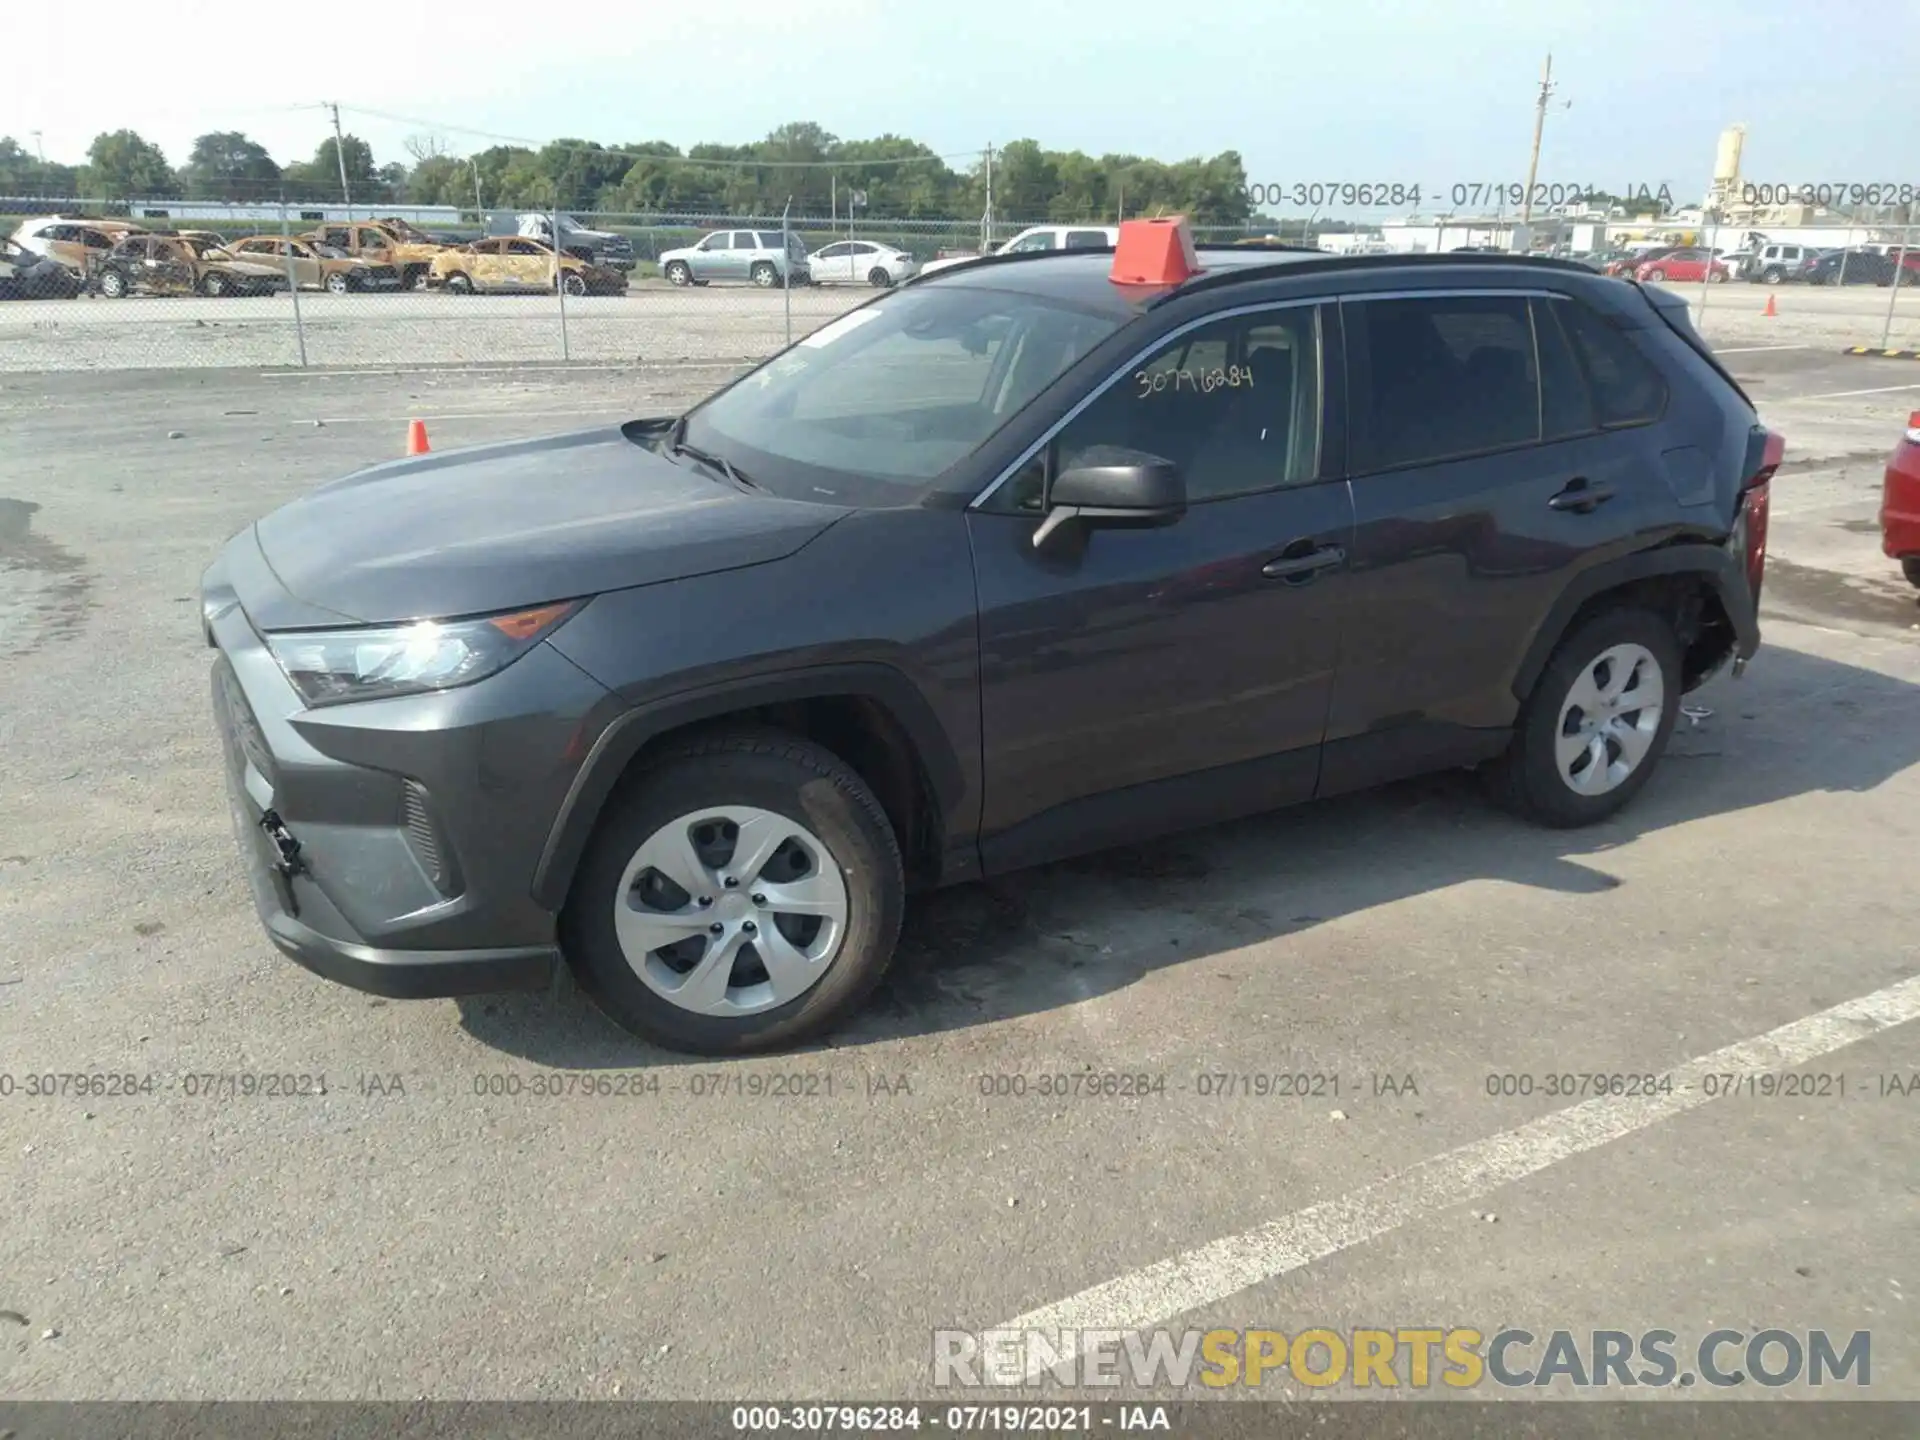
[679,284,1126,505]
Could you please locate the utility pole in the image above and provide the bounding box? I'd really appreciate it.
[327,102,353,218]
[983,142,994,253]
[1519,54,1555,229]
[30,130,45,164]
[470,157,484,218]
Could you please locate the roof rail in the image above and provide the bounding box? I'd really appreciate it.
[1152,249,1602,305]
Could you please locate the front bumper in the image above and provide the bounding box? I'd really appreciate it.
[203,535,617,998]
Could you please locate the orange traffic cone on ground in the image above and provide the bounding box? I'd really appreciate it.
[1762,293,1777,317]
[406,419,430,455]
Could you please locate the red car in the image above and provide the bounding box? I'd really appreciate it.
[1884,411,1920,588]
[1635,247,1732,284]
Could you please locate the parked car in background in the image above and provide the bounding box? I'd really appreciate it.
[10,216,148,277]
[1635,247,1731,284]
[0,237,84,298]
[658,230,811,288]
[1748,243,1817,284]
[807,240,918,287]
[377,216,467,247]
[496,213,637,272]
[427,237,627,296]
[1600,246,1667,277]
[228,236,402,293]
[1800,248,1898,285]
[301,222,448,292]
[1884,411,1920,589]
[93,234,289,298]
[918,224,1119,276]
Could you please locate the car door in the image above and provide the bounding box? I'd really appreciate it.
[502,238,550,290]
[812,241,847,283]
[284,240,324,290]
[1320,289,1669,794]
[967,299,1354,871]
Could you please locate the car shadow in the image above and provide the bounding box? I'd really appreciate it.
[453,641,1920,1066]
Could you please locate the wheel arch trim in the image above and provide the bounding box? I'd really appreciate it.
[1511,544,1759,703]
[531,662,966,911]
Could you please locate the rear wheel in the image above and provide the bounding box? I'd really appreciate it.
[1761,266,1785,284]
[562,729,905,1055]
[868,266,894,287]
[201,272,228,297]
[1903,557,1920,589]
[1708,268,1727,282]
[1645,267,1667,282]
[404,265,430,291]
[559,271,588,297]
[324,271,351,295]
[1485,608,1682,828]
[444,272,473,295]
[750,261,777,288]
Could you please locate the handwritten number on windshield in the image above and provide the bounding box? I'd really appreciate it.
[1135,365,1255,398]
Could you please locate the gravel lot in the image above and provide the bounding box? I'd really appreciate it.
[0,351,1916,1409]
[1,275,1918,373]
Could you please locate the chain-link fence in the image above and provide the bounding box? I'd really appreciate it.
[6,193,1920,372]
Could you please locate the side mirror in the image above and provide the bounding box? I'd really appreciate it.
[1032,450,1185,548]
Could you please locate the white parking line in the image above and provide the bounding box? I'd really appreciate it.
[996,971,1920,1378]
[1779,382,1920,401]
[310,410,622,424]
[1712,344,1814,354]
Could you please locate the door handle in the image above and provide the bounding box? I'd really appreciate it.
[1548,478,1616,513]
[1261,544,1346,581]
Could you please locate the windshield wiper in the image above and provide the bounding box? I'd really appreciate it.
[672,437,760,495]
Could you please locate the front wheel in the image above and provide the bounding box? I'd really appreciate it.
[444,272,473,295]
[1761,267,1784,284]
[561,730,906,1055]
[750,261,777,288]
[1484,608,1682,828]
[201,272,228,297]
[98,269,128,298]
[1645,268,1667,282]
[325,272,351,295]
[1708,269,1727,283]
[664,260,692,286]
[559,271,588,297]
[1903,557,1920,589]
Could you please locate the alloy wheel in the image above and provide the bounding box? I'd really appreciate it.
[613,805,850,1017]
[1553,643,1665,797]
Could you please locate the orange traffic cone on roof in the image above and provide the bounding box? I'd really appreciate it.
[1762,293,1777,317]
[406,419,430,455]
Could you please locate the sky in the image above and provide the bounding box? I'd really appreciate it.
[6,0,1916,206]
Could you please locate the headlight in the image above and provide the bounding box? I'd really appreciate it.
[265,601,579,707]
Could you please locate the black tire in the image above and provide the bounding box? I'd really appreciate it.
[750,261,777,288]
[325,271,351,295]
[868,266,894,287]
[202,272,228,297]
[1484,608,1683,828]
[98,269,128,298]
[1761,266,1784,284]
[445,272,473,295]
[404,266,430,291]
[664,260,692,286]
[559,271,588,297]
[1903,557,1920,589]
[561,728,906,1054]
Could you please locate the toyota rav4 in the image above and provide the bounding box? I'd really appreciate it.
[202,232,1777,1054]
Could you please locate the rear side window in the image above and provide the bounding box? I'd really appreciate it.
[1533,299,1596,440]
[1557,300,1667,427]
[1348,294,1540,473]
[1064,229,1110,249]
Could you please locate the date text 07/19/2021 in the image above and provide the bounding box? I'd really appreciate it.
[1238,181,1676,210]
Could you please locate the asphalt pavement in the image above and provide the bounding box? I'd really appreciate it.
[0,355,1915,1405]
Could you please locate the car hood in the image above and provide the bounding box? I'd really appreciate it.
[250,424,846,625]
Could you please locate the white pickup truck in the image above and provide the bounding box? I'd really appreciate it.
[918,224,1119,276]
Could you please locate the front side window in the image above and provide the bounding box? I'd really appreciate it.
[1349,294,1540,473]
[698,233,726,251]
[1003,231,1056,254]
[1001,306,1321,512]
[682,285,1125,504]
[817,243,848,259]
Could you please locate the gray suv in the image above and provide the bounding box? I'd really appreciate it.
[659,230,811,287]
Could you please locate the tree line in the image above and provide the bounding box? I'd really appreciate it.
[0,123,1254,223]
